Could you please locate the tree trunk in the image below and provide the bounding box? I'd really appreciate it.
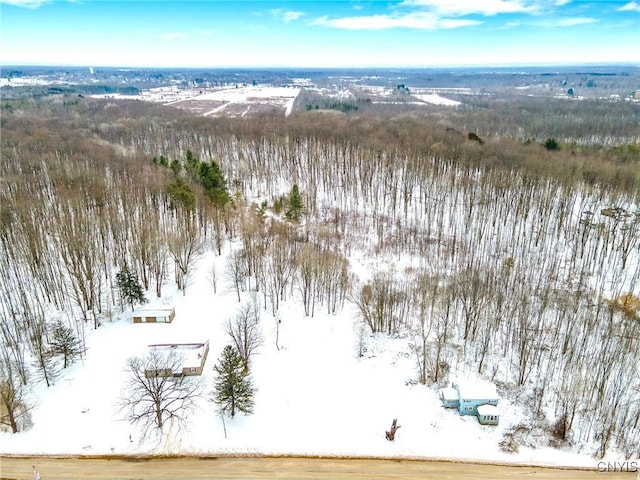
[2,399,18,433]
[156,402,163,429]
[385,418,401,441]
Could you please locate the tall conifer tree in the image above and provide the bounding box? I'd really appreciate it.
[212,345,255,418]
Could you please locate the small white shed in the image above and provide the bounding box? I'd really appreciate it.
[132,307,175,324]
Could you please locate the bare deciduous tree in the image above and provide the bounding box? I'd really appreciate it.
[295,244,320,317]
[264,224,296,315]
[431,305,452,384]
[168,216,203,295]
[411,314,432,386]
[354,271,412,334]
[225,249,247,303]
[148,232,168,299]
[226,296,262,373]
[55,205,104,329]
[208,260,218,294]
[0,308,29,386]
[0,352,32,433]
[28,306,58,388]
[119,350,203,437]
[239,209,267,292]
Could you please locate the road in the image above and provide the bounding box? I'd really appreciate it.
[1,456,637,480]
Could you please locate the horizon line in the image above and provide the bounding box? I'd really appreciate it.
[2,62,640,71]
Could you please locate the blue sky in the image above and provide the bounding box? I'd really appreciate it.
[1,0,638,67]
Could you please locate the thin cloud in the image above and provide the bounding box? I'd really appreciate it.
[313,12,480,30]
[440,18,481,28]
[538,16,598,27]
[269,8,304,22]
[501,21,521,28]
[0,0,48,8]
[619,1,640,12]
[399,0,536,16]
[283,11,304,22]
[313,0,574,31]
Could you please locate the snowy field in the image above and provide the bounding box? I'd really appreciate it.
[91,85,301,117]
[411,93,461,106]
[0,247,613,469]
[353,85,462,107]
[195,86,300,117]
[89,82,466,114]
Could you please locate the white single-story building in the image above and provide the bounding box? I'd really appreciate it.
[477,404,500,425]
[456,380,499,416]
[440,380,500,425]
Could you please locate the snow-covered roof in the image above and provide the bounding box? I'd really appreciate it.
[440,387,458,401]
[477,404,500,416]
[132,307,174,317]
[147,342,208,371]
[456,381,499,400]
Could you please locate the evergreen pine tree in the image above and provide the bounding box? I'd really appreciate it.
[169,158,181,175]
[199,160,229,206]
[167,179,195,211]
[50,320,82,369]
[116,265,147,309]
[544,137,560,151]
[285,184,304,223]
[212,345,255,418]
[184,149,199,178]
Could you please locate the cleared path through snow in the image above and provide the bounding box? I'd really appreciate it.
[1,456,636,479]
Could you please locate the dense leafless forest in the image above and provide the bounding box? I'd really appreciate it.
[1,90,639,457]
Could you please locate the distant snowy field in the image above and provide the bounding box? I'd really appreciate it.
[87,83,464,115]
[195,86,300,116]
[411,93,461,106]
[0,77,70,87]
[90,85,301,117]
[0,247,608,469]
[356,85,462,107]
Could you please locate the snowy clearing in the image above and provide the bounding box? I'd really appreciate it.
[0,247,620,469]
[412,93,461,106]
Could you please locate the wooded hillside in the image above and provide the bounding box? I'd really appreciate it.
[1,94,638,457]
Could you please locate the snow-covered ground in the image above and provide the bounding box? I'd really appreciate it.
[351,85,462,107]
[412,93,461,106]
[196,86,300,116]
[0,247,614,469]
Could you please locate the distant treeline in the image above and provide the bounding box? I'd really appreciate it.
[0,84,140,99]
